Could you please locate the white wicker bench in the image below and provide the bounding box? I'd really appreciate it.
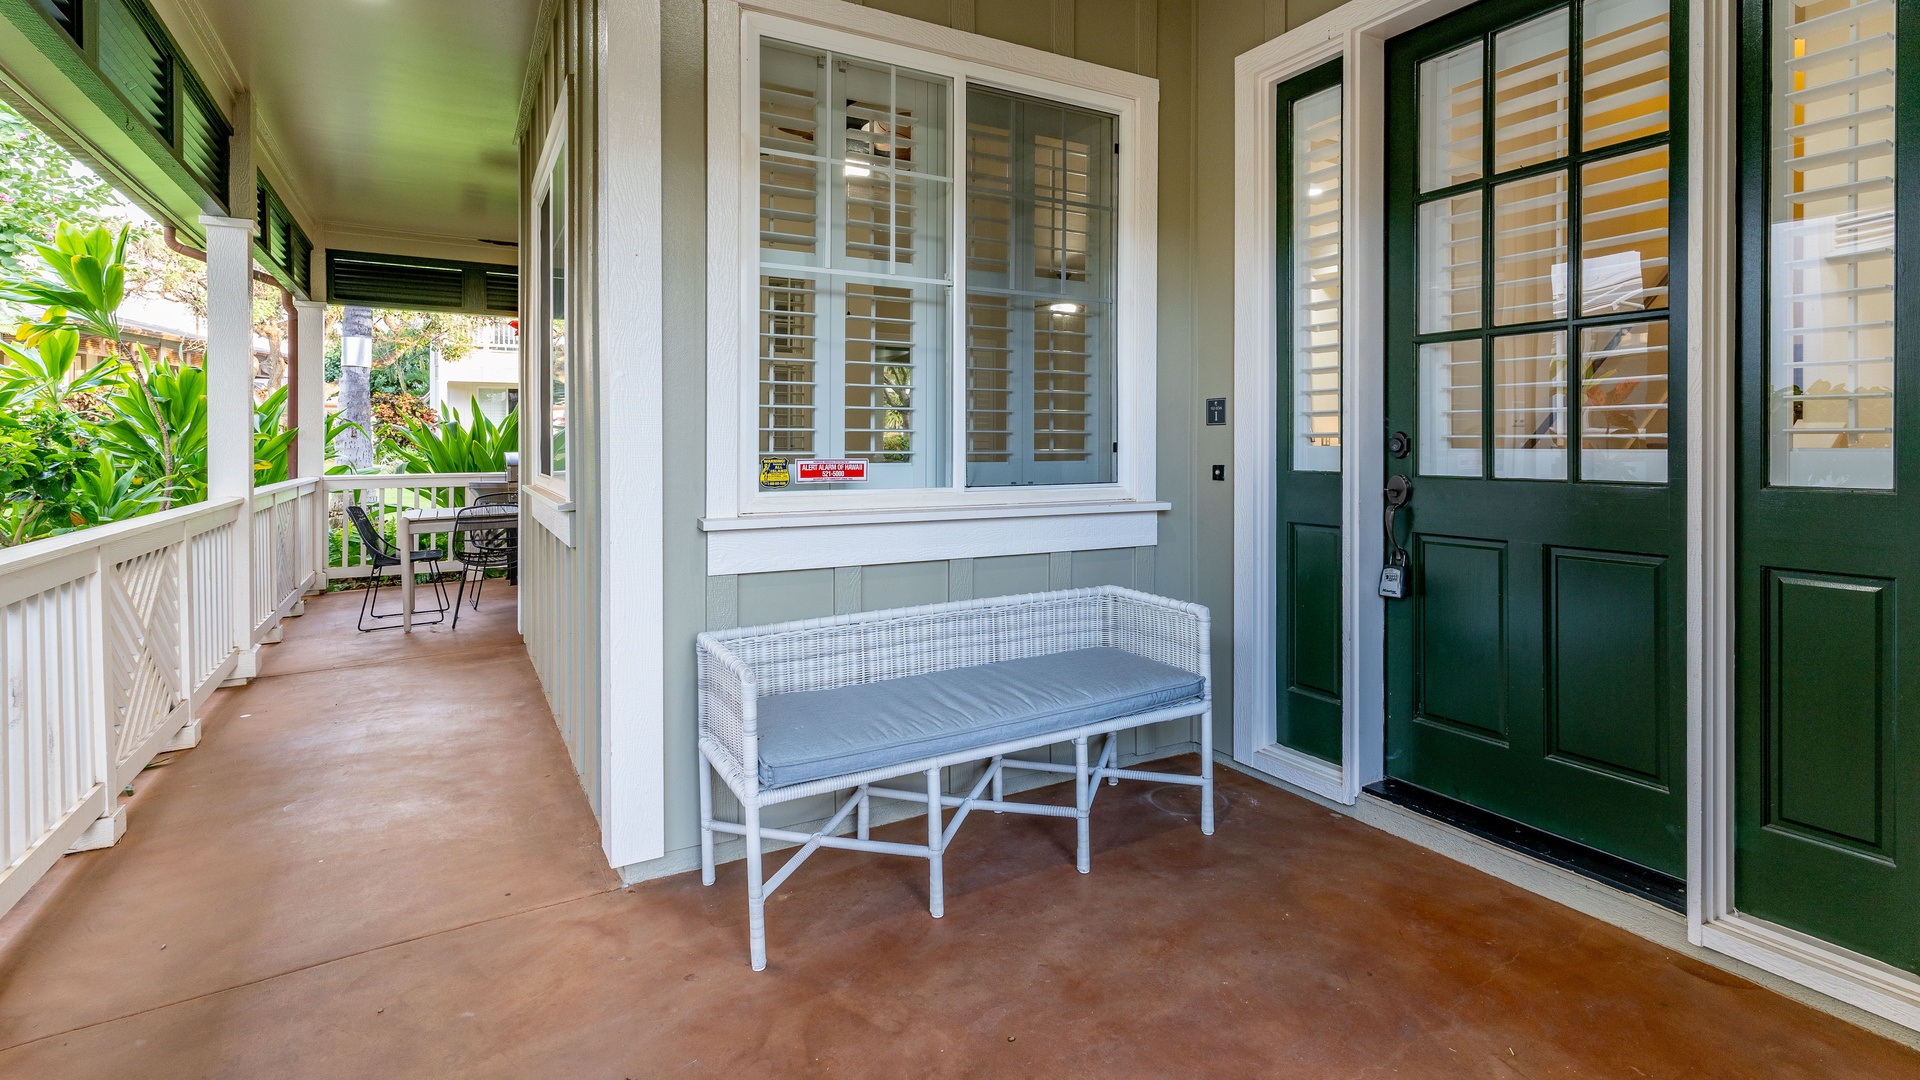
[697,586,1213,970]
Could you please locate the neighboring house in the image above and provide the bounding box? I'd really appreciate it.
[432,320,520,421]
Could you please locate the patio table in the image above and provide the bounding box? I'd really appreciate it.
[399,505,518,632]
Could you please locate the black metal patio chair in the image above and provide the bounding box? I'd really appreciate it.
[450,492,518,629]
[345,503,451,632]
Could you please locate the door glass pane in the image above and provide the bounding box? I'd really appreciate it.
[1582,0,1671,150]
[1768,0,1897,489]
[1493,330,1568,478]
[1492,170,1568,325]
[1421,43,1485,191]
[1493,8,1571,173]
[1292,85,1343,472]
[1420,339,1484,476]
[1419,194,1484,332]
[1580,147,1670,314]
[1581,320,1668,482]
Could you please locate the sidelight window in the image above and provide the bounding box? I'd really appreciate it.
[1287,82,1344,472]
[1766,0,1897,490]
[1414,0,1674,484]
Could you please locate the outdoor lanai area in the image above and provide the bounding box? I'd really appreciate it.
[5,0,1920,1074]
[0,589,1913,1076]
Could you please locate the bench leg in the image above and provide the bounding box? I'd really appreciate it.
[1106,733,1121,785]
[699,755,716,887]
[926,767,945,919]
[1075,736,1091,874]
[857,785,871,841]
[1200,707,1215,836]
[745,799,768,971]
[990,755,1004,811]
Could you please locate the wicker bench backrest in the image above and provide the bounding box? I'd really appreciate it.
[705,586,1203,697]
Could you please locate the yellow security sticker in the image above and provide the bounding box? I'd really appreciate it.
[759,456,791,489]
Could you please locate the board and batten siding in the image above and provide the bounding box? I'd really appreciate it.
[637,0,1315,883]
[519,0,605,816]
[521,0,1354,879]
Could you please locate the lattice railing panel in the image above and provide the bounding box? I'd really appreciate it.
[106,544,186,780]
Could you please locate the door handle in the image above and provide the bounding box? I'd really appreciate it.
[1380,475,1413,599]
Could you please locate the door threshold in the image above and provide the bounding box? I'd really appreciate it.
[1362,779,1684,913]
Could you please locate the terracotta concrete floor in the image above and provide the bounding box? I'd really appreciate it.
[0,589,1916,1078]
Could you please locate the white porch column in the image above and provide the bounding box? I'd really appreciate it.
[294,299,326,478]
[202,213,260,680]
[294,297,328,592]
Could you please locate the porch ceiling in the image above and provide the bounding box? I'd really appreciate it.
[166,0,537,256]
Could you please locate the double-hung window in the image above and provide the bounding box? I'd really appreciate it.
[718,8,1156,523]
[532,99,569,497]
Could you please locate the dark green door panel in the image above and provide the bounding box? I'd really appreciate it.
[1273,59,1345,766]
[1768,573,1892,854]
[1415,537,1508,740]
[1282,522,1344,763]
[1384,0,1688,878]
[1732,0,1920,973]
[1549,550,1668,784]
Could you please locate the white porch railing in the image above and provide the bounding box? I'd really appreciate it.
[251,478,322,644]
[0,471,510,919]
[321,472,509,581]
[0,496,254,913]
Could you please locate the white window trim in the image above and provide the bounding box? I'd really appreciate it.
[703,0,1162,572]
[1229,0,1920,1035]
[529,90,571,507]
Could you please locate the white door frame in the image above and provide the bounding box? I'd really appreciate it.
[1229,0,1920,1031]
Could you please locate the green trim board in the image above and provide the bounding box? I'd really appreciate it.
[1382,0,1689,877]
[0,0,229,226]
[1734,0,1920,974]
[1273,57,1345,765]
[327,249,518,317]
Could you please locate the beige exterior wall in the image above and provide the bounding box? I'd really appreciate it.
[520,0,605,815]
[521,0,1359,874]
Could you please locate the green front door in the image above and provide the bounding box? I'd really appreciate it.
[1735,0,1920,973]
[1383,0,1688,877]
[1274,60,1345,764]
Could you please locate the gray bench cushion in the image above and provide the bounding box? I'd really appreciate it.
[754,647,1205,789]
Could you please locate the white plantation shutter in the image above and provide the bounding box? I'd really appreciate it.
[1291,85,1343,472]
[964,88,1118,487]
[1769,0,1898,488]
[755,41,951,488]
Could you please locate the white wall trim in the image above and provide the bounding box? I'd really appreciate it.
[524,483,576,548]
[705,0,1160,535]
[1701,916,1920,1032]
[597,0,667,866]
[701,503,1165,575]
[1230,0,1920,1035]
[1685,0,1738,949]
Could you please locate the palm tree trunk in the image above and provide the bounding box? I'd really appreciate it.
[339,305,374,470]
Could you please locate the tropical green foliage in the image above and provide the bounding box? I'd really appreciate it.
[391,402,518,474]
[0,221,297,546]
[0,106,116,271]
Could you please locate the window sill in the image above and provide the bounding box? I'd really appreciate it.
[698,500,1169,575]
[523,484,576,548]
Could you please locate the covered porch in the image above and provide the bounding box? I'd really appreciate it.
[1,589,1912,1076]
